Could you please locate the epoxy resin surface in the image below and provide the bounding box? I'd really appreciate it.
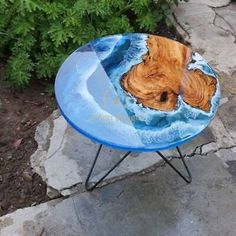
[55,34,220,151]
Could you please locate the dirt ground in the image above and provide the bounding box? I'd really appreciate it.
[0,72,56,216]
[0,23,182,217]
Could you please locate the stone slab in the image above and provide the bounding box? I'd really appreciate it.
[3,153,236,236]
[31,109,221,197]
[174,3,215,30]
[174,2,236,74]
[72,154,236,236]
[216,147,236,168]
[173,0,236,155]
[31,111,166,196]
[215,3,236,34]
[217,96,236,141]
[0,198,80,236]
[188,0,231,8]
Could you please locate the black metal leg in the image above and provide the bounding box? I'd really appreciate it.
[156,146,192,183]
[85,144,131,191]
[85,145,191,191]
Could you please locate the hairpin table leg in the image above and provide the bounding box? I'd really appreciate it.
[86,145,191,191]
[85,144,131,191]
[156,146,192,183]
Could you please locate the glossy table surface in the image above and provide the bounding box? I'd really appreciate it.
[55,33,220,152]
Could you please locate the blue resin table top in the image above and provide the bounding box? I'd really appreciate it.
[55,33,220,152]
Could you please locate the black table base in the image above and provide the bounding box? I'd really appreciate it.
[85,145,192,191]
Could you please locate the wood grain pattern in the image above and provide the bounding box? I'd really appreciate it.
[121,35,217,111]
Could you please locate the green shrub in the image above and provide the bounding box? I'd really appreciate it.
[0,0,185,88]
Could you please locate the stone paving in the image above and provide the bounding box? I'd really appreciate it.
[31,110,166,197]
[1,154,236,236]
[173,0,236,159]
[1,0,236,235]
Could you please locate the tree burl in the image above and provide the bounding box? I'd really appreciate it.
[121,35,216,112]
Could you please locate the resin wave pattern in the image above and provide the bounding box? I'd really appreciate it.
[55,33,220,151]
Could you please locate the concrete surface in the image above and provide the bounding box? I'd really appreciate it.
[0,198,80,236]
[1,154,236,236]
[1,1,236,235]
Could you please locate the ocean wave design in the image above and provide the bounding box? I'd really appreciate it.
[91,34,220,146]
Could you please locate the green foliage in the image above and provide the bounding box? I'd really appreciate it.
[0,0,185,88]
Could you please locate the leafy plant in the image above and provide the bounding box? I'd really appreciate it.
[0,0,186,88]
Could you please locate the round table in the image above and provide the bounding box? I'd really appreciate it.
[55,33,220,191]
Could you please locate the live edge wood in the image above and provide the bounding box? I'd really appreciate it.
[121,35,217,112]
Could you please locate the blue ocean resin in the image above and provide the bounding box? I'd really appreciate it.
[55,33,220,151]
